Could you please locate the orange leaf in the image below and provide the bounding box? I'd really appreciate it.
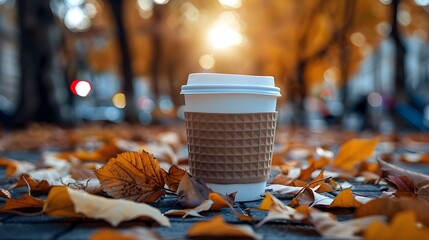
[187,215,262,239]
[95,151,166,203]
[364,211,429,240]
[256,193,307,227]
[73,140,123,162]
[298,162,315,180]
[333,137,379,171]
[308,156,330,169]
[209,192,235,210]
[309,169,333,193]
[0,157,35,177]
[355,197,429,227]
[330,188,362,208]
[164,165,187,192]
[91,227,162,240]
[0,194,44,211]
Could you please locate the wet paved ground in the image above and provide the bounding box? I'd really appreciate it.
[0,151,427,240]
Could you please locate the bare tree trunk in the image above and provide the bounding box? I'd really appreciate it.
[109,0,138,123]
[14,0,70,127]
[150,4,162,105]
[390,0,406,103]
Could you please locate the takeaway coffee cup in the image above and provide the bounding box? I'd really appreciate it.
[180,73,281,201]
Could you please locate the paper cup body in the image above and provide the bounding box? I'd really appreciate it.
[181,73,281,201]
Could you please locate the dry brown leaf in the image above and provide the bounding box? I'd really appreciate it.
[44,186,170,227]
[95,151,166,203]
[355,197,429,227]
[256,193,307,227]
[417,180,429,202]
[187,215,262,240]
[10,175,51,195]
[333,137,379,171]
[177,173,210,208]
[91,227,162,240]
[309,207,386,239]
[330,188,363,208]
[385,175,417,198]
[0,194,45,211]
[0,189,11,199]
[0,157,36,178]
[164,165,186,192]
[364,211,429,240]
[378,159,429,186]
[164,199,213,218]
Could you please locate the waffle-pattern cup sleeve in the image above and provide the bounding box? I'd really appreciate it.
[185,112,277,184]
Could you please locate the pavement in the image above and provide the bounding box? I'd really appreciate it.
[0,151,426,240]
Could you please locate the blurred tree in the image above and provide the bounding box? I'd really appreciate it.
[108,0,138,123]
[13,0,71,127]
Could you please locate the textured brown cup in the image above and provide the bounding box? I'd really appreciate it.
[185,112,277,184]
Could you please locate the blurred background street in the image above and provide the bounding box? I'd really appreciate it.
[0,0,428,132]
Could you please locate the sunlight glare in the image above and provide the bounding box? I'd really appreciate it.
[209,25,243,49]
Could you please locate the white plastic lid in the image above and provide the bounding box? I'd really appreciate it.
[181,73,281,97]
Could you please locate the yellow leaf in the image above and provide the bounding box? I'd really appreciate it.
[209,192,235,210]
[187,215,262,239]
[330,188,362,208]
[333,137,379,171]
[95,151,166,203]
[364,211,429,240]
[44,186,170,227]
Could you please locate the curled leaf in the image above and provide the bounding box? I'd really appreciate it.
[0,157,36,178]
[44,186,170,227]
[164,200,213,218]
[177,173,210,208]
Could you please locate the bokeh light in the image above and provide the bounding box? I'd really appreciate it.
[368,92,383,107]
[70,80,92,97]
[112,93,126,109]
[219,0,242,9]
[199,54,215,69]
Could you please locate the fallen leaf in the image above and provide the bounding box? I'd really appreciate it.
[256,193,307,227]
[44,186,170,227]
[0,157,36,178]
[307,155,331,169]
[177,173,210,208]
[187,215,262,240]
[416,180,429,202]
[378,158,429,186]
[95,151,166,203]
[10,175,51,195]
[91,227,162,240]
[400,152,429,164]
[164,200,213,218]
[208,192,235,210]
[308,168,333,193]
[266,185,333,206]
[72,139,124,162]
[355,197,429,227]
[364,211,429,240]
[385,175,417,198]
[298,162,315,180]
[330,188,363,208]
[164,165,186,192]
[0,189,11,199]
[0,194,45,211]
[333,137,379,171]
[309,207,386,239]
